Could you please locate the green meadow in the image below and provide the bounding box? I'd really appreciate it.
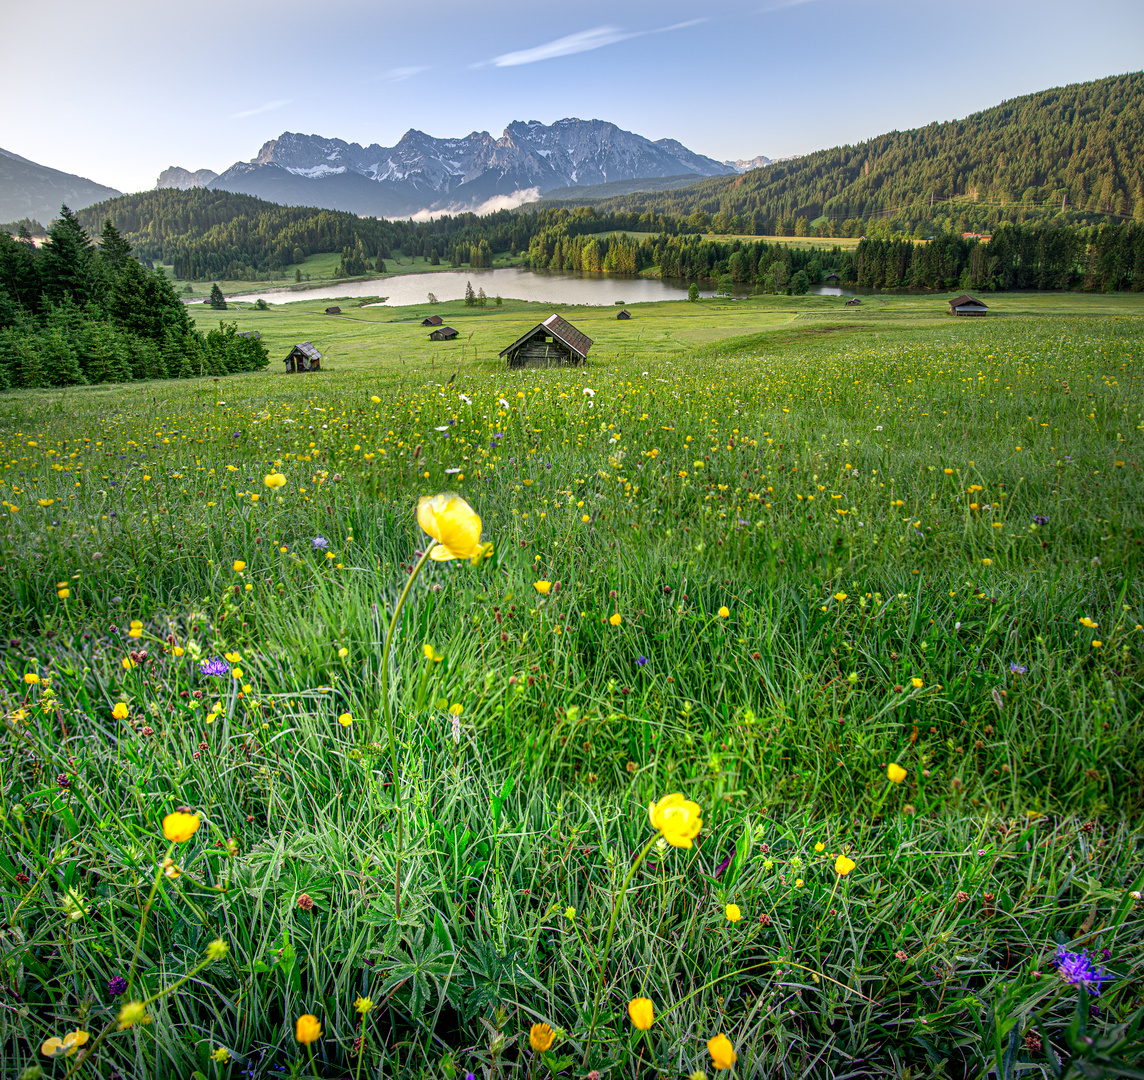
[2,289,1143,1079]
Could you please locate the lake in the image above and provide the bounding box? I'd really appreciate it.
[220,268,757,307]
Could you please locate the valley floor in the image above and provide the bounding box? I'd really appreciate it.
[1,292,1142,1078]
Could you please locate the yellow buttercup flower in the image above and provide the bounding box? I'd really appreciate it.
[417,493,484,562]
[172,646,185,657]
[718,606,730,618]
[212,1047,230,1063]
[423,643,444,662]
[1079,617,1098,629]
[117,1001,150,1030]
[295,1014,322,1045]
[264,472,287,489]
[57,586,70,599]
[338,713,354,727]
[814,841,825,853]
[24,672,40,685]
[609,612,622,626]
[910,677,924,689]
[232,560,246,572]
[724,903,742,922]
[162,811,201,843]
[529,1022,556,1052]
[649,792,703,848]
[370,395,381,404]
[112,702,129,720]
[354,996,374,1015]
[534,580,552,595]
[41,1029,90,1057]
[707,1033,737,1070]
[835,855,856,876]
[337,647,349,658]
[627,997,655,1030]
[887,762,907,784]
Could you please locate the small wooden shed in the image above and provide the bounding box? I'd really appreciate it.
[237,330,261,339]
[421,314,443,327]
[616,309,632,320]
[845,297,861,306]
[949,294,988,316]
[429,326,458,341]
[824,273,840,283]
[284,342,322,373]
[499,313,593,368]
[325,306,341,315]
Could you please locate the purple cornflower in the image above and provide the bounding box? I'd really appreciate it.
[1009,662,1027,675]
[1055,946,1112,993]
[108,976,127,996]
[312,536,329,550]
[636,655,648,667]
[1033,515,1049,526]
[199,657,230,677]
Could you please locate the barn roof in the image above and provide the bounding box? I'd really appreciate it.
[949,294,987,308]
[422,314,443,326]
[498,313,594,360]
[287,342,321,360]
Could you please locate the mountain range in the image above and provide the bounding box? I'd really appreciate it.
[201,119,737,217]
[0,147,121,226]
[157,166,219,190]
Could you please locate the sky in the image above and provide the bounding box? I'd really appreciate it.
[3,0,1143,194]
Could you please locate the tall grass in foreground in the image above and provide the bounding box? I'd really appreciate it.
[1,314,1143,1076]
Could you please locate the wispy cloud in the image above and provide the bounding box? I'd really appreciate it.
[756,0,818,12]
[372,66,427,83]
[231,98,291,120]
[482,19,705,68]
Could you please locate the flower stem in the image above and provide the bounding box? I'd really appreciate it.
[581,831,660,1067]
[378,542,436,919]
[125,843,174,997]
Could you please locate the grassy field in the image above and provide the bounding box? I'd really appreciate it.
[2,291,1143,1079]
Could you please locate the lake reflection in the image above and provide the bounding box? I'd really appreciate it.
[221,268,752,307]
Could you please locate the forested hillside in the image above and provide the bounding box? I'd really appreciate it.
[546,72,1144,237]
[0,208,268,389]
[73,190,699,280]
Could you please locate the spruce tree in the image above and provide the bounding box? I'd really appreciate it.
[41,206,94,307]
[99,220,133,270]
[209,283,227,309]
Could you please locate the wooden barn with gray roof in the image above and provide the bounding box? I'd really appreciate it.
[499,313,593,368]
[283,342,322,373]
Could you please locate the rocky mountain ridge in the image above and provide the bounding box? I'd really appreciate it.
[157,166,219,190]
[209,118,737,217]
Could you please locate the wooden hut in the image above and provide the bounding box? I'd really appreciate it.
[616,309,632,320]
[429,326,458,341]
[499,313,593,368]
[948,294,988,316]
[845,297,861,306]
[325,306,341,315]
[237,330,261,339]
[283,342,322,373]
[824,273,839,283]
[421,314,444,326]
